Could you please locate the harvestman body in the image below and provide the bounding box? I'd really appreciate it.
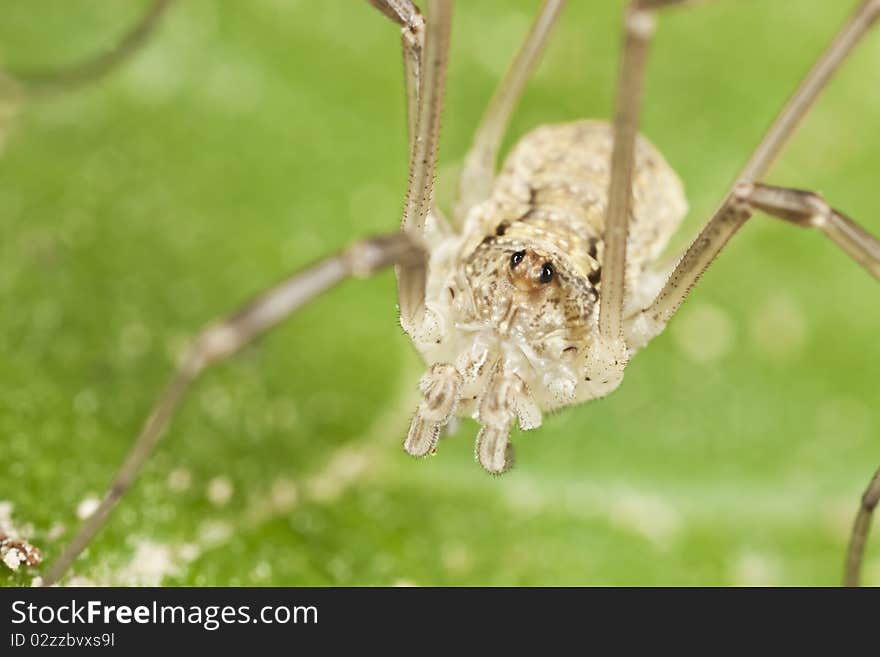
[4,0,879,585]
[406,121,687,472]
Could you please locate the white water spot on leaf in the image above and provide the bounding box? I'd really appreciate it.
[47,523,66,541]
[198,520,233,547]
[671,302,735,364]
[179,543,200,563]
[97,539,208,586]
[167,467,192,493]
[0,501,13,528]
[749,293,807,360]
[251,561,272,581]
[207,477,234,507]
[270,478,299,513]
[114,541,179,587]
[441,543,474,577]
[730,550,782,586]
[609,491,682,547]
[503,480,547,516]
[76,496,101,521]
[306,448,370,504]
[327,557,351,582]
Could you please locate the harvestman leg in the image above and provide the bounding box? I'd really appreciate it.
[43,1,453,586]
[455,0,567,223]
[41,233,424,586]
[408,0,565,461]
[628,182,880,587]
[373,1,466,461]
[846,467,880,586]
[617,0,880,585]
[366,0,425,152]
[369,0,453,332]
[599,0,690,346]
[7,0,174,100]
[602,0,880,340]
[629,183,880,341]
[623,0,880,343]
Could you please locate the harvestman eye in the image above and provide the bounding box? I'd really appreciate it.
[8,0,878,588]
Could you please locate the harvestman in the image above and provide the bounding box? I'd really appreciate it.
[3,0,879,586]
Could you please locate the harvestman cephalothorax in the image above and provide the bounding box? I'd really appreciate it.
[2,0,879,586]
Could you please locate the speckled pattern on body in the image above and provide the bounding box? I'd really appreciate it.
[405,120,687,474]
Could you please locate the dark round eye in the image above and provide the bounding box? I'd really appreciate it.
[510,250,526,269]
[539,262,554,284]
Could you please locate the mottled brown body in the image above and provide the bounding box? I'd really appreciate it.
[463,120,686,319]
[409,120,688,471]
[440,121,687,362]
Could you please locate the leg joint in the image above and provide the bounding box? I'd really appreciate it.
[741,183,831,229]
[368,0,423,32]
[344,232,423,277]
[862,469,880,510]
[626,3,657,38]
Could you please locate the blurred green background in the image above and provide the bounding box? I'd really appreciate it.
[1,0,878,586]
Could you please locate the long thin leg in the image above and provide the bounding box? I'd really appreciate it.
[40,232,423,586]
[620,2,880,587]
[398,0,452,332]
[598,0,688,345]
[627,182,880,348]
[734,0,880,186]
[369,1,452,333]
[7,0,175,100]
[625,0,880,346]
[455,0,567,223]
[845,467,880,586]
[366,0,425,150]
[623,183,880,587]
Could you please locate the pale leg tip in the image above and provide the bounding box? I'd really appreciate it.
[475,426,514,475]
[404,414,440,457]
